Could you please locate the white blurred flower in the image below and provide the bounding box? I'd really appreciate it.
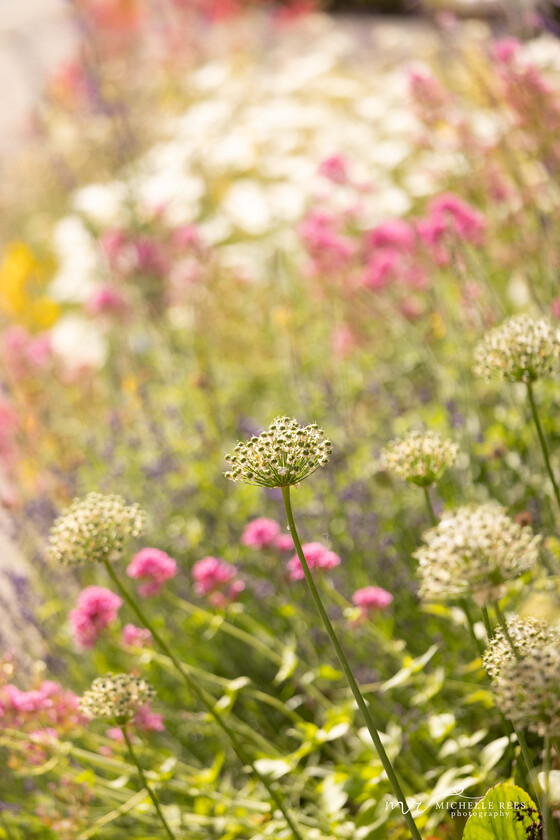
[50,315,108,372]
[72,182,129,227]
[223,180,272,235]
[49,217,100,303]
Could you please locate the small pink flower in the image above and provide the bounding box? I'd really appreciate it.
[368,220,415,253]
[86,285,128,317]
[352,586,393,612]
[135,703,165,732]
[287,542,341,582]
[428,193,485,244]
[241,518,281,549]
[122,624,152,647]
[551,298,560,319]
[491,38,520,64]
[69,586,122,648]
[275,534,295,552]
[318,154,350,184]
[127,548,178,597]
[100,229,126,263]
[363,249,399,290]
[192,556,244,607]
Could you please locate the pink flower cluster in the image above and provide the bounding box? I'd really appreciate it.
[122,623,152,647]
[192,556,244,608]
[417,193,485,265]
[352,586,393,619]
[69,586,122,648]
[241,518,293,552]
[106,702,164,742]
[3,325,52,381]
[287,542,341,582]
[0,679,82,733]
[126,547,178,597]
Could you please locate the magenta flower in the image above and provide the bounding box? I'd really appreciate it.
[275,534,295,552]
[241,518,281,549]
[122,623,152,647]
[126,548,178,597]
[69,586,122,648]
[86,285,128,317]
[192,556,244,608]
[287,542,341,582]
[352,586,393,614]
[368,219,415,253]
[318,154,350,184]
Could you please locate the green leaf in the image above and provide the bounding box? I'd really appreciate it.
[463,783,540,840]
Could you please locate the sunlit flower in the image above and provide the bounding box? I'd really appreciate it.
[473,315,560,384]
[48,493,145,566]
[225,417,332,487]
[80,674,156,723]
[415,502,540,605]
[287,542,341,581]
[483,617,560,736]
[69,586,122,648]
[241,518,281,549]
[126,548,177,597]
[381,431,458,486]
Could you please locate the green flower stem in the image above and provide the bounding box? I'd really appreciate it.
[543,736,557,840]
[460,598,484,657]
[281,486,423,840]
[422,486,437,527]
[493,601,519,659]
[102,559,305,840]
[119,724,176,840]
[527,382,560,512]
[480,604,494,640]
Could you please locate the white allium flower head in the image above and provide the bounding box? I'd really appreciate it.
[381,431,458,486]
[225,417,332,488]
[414,502,541,605]
[80,673,156,723]
[473,314,560,384]
[48,493,146,566]
[483,618,560,736]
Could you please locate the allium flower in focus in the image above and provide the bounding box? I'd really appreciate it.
[48,493,145,566]
[126,547,177,597]
[483,617,560,736]
[80,673,156,723]
[414,503,540,605]
[241,518,281,549]
[192,556,245,608]
[473,315,560,384]
[287,542,341,581]
[69,586,122,648]
[381,431,458,486]
[225,416,332,487]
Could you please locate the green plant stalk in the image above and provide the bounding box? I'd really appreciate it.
[527,382,560,512]
[119,724,176,840]
[281,486,423,840]
[492,602,543,814]
[422,486,437,527]
[102,559,305,840]
[460,598,484,657]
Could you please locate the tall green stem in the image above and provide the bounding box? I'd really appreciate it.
[119,724,176,839]
[281,486,423,840]
[527,382,560,511]
[460,598,484,657]
[422,486,437,527]
[102,559,305,840]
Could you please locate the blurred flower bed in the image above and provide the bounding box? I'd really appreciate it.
[1,2,560,838]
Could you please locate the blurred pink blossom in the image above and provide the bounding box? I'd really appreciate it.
[352,586,393,612]
[275,534,295,552]
[368,219,415,252]
[192,556,244,608]
[241,518,281,549]
[287,542,341,582]
[69,586,122,648]
[86,285,128,316]
[122,623,152,647]
[127,548,178,597]
[318,154,350,184]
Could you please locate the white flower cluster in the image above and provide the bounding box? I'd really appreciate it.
[48,492,146,566]
[483,618,560,736]
[381,431,458,486]
[414,502,541,605]
[80,673,156,723]
[225,417,332,488]
[473,315,560,384]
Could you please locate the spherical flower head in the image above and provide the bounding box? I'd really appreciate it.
[48,493,146,566]
[352,586,393,612]
[287,542,341,582]
[473,315,560,384]
[69,586,122,649]
[414,502,541,605]
[79,673,156,724]
[241,518,281,549]
[126,547,177,597]
[225,417,332,488]
[381,431,458,486]
[483,618,560,736]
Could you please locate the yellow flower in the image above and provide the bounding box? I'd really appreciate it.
[0,242,59,329]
